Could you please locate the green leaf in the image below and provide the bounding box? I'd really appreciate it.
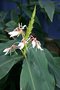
[24,6,36,40]
[6,20,17,31]
[0,54,22,80]
[20,48,55,90]
[0,34,9,42]
[0,39,23,80]
[39,0,55,21]
[0,23,5,31]
[0,12,7,22]
[10,10,19,22]
[44,49,60,88]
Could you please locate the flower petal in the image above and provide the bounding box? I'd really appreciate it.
[3,48,11,55]
[32,40,36,48]
[37,44,43,50]
[18,42,24,50]
[22,25,26,29]
[8,31,19,37]
[3,48,10,52]
[4,51,9,55]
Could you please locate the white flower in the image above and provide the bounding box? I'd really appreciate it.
[3,45,17,55]
[22,25,26,29]
[32,40,36,48]
[8,23,26,37]
[18,42,24,50]
[36,41,43,50]
[18,38,28,50]
[18,23,26,29]
[8,31,19,37]
[31,38,43,50]
[3,48,11,55]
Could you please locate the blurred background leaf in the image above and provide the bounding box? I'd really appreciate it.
[44,49,60,89]
[39,0,55,21]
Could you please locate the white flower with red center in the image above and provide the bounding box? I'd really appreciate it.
[8,23,26,37]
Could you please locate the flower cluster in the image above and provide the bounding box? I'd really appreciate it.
[3,23,43,55]
[8,23,26,37]
[30,35,43,50]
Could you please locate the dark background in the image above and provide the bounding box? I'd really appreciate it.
[0,0,60,39]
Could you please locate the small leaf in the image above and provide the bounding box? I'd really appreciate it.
[39,0,55,21]
[6,20,17,31]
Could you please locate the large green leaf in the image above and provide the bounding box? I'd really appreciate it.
[39,0,55,21]
[20,48,55,90]
[0,54,22,80]
[44,49,60,88]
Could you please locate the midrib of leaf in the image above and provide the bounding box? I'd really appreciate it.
[26,58,36,90]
